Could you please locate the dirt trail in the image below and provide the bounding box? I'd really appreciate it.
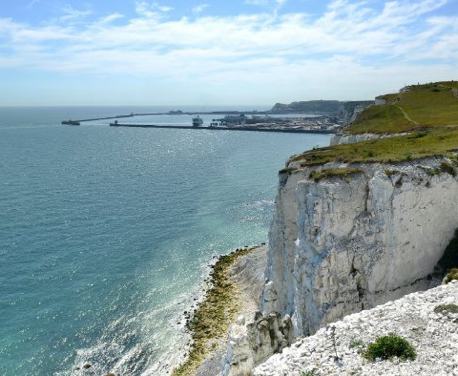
[396,105,419,125]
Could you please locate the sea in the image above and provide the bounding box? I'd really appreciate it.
[0,106,330,376]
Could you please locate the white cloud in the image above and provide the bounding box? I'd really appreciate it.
[97,13,124,25]
[0,0,456,104]
[245,0,270,5]
[135,1,173,18]
[192,4,209,15]
[59,5,92,22]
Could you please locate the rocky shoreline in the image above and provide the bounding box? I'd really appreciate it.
[171,245,267,376]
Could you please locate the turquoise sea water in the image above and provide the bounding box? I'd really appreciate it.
[0,107,330,376]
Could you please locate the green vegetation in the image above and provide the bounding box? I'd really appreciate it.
[347,81,458,135]
[384,169,401,177]
[309,168,363,182]
[443,268,458,284]
[271,100,342,114]
[280,81,458,168]
[349,338,365,350]
[290,128,458,167]
[301,369,319,376]
[279,167,300,175]
[419,162,458,177]
[439,162,456,177]
[364,334,416,362]
[349,104,413,134]
[172,247,257,376]
[434,304,458,314]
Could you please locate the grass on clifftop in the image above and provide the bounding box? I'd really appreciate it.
[290,128,458,166]
[285,81,458,167]
[309,168,363,182]
[348,104,413,134]
[171,247,256,376]
[346,81,458,135]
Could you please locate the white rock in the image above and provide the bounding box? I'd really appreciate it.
[262,158,458,336]
[254,282,458,376]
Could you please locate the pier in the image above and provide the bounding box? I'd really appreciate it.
[108,123,335,134]
[61,110,338,134]
[61,111,269,126]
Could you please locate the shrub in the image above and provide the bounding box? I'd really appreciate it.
[434,304,458,314]
[364,334,416,362]
[301,369,318,376]
[384,169,399,177]
[440,162,456,177]
[443,268,458,284]
[279,167,298,175]
[308,168,363,182]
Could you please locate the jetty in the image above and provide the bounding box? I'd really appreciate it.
[61,111,269,126]
[108,123,335,134]
[61,110,339,133]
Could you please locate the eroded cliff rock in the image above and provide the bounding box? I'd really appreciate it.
[222,313,293,376]
[262,156,458,336]
[255,281,458,376]
[330,132,407,145]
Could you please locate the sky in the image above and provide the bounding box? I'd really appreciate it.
[0,0,457,106]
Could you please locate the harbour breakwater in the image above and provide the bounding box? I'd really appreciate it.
[108,123,335,134]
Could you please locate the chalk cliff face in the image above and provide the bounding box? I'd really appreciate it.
[261,157,458,336]
[329,132,407,145]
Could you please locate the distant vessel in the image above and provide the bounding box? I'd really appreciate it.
[61,120,80,126]
[192,116,203,127]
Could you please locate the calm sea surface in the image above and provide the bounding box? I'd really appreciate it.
[0,107,330,375]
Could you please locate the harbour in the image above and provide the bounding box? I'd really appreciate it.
[108,122,335,134]
[61,110,343,133]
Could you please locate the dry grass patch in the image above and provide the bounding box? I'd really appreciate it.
[309,168,363,182]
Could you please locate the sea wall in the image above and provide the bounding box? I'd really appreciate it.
[261,157,458,336]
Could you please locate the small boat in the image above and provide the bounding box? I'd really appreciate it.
[192,116,203,127]
[61,120,81,126]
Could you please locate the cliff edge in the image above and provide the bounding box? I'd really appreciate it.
[221,81,458,375]
[255,281,458,376]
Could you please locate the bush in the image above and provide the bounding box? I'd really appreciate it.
[434,304,458,314]
[364,334,416,362]
[440,162,456,177]
[443,268,458,284]
[301,370,318,376]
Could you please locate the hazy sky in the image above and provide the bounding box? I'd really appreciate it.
[1,0,457,106]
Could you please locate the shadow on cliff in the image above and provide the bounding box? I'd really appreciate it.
[434,229,458,276]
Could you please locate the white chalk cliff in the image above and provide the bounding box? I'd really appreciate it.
[218,81,458,374]
[221,151,458,375]
[262,157,458,337]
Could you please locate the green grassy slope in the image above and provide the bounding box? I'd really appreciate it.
[346,81,458,135]
[290,128,458,166]
[289,81,458,167]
